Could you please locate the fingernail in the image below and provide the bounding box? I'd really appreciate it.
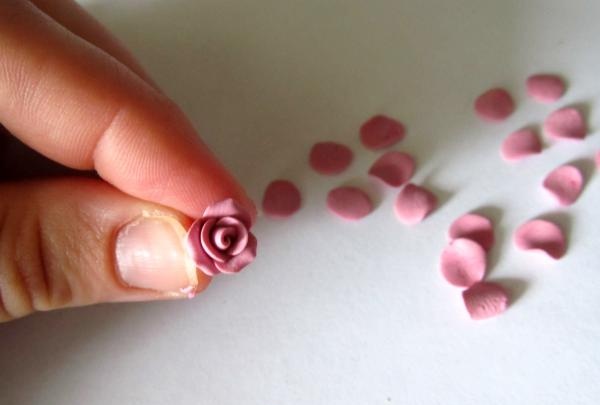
[115,215,198,295]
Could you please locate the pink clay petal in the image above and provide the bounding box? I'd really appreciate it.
[543,165,583,206]
[368,151,415,187]
[543,107,586,141]
[394,184,437,225]
[474,88,515,122]
[514,219,566,259]
[526,74,566,103]
[462,282,509,320]
[186,223,219,276]
[448,214,495,251]
[215,234,258,274]
[262,180,302,218]
[326,186,373,221]
[215,217,249,256]
[440,238,487,288]
[360,115,406,150]
[202,198,252,227]
[501,128,542,162]
[309,142,354,175]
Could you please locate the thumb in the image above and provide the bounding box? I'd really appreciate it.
[0,178,210,323]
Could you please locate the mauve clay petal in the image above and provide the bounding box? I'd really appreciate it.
[215,217,249,256]
[326,186,373,220]
[309,142,354,175]
[501,128,542,162]
[448,213,495,251]
[215,234,258,274]
[543,107,586,141]
[463,282,509,320]
[368,151,415,187]
[526,74,566,103]
[200,218,228,263]
[440,238,487,288]
[394,184,437,225]
[202,198,252,227]
[514,219,566,259]
[213,227,235,250]
[262,180,302,218]
[186,220,220,276]
[474,88,515,122]
[543,164,584,206]
[360,115,406,150]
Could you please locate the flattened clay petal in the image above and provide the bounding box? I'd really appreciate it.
[326,186,373,220]
[262,180,302,218]
[448,214,495,251]
[309,142,353,175]
[440,238,487,287]
[215,234,258,274]
[526,74,566,103]
[500,128,542,162]
[360,115,406,150]
[463,282,509,320]
[394,184,437,225]
[202,198,252,227]
[474,88,515,122]
[543,107,586,140]
[368,151,415,187]
[543,165,584,206]
[514,219,566,259]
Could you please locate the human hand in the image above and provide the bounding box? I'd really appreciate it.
[0,0,255,322]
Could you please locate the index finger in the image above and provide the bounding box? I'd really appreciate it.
[0,1,254,218]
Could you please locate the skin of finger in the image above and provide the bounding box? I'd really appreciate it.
[27,0,157,87]
[0,2,256,219]
[0,178,211,323]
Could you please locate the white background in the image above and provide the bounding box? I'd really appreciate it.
[1,1,600,404]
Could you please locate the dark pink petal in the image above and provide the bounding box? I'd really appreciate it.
[186,219,220,276]
[514,219,566,259]
[543,164,584,206]
[368,151,415,187]
[448,213,494,251]
[309,142,353,175]
[215,234,258,274]
[394,184,437,225]
[262,180,302,218]
[463,282,509,320]
[543,107,586,141]
[360,115,406,150]
[474,88,515,122]
[526,74,566,103]
[500,128,542,162]
[215,217,249,256]
[440,238,487,287]
[202,198,252,227]
[200,218,228,262]
[326,186,373,220]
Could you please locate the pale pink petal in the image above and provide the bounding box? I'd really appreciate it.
[514,219,566,259]
[463,282,509,320]
[543,107,586,141]
[500,128,542,162]
[360,115,406,150]
[394,184,437,225]
[526,74,566,103]
[215,235,258,274]
[200,218,228,263]
[440,238,487,287]
[326,186,373,221]
[543,164,584,206]
[309,142,354,175]
[262,180,302,218]
[448,213,495,251]
[368,151,415,187]
[474,88,515,122]
[202,198,252,227]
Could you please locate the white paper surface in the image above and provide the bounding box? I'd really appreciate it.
[1,1,600,404]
